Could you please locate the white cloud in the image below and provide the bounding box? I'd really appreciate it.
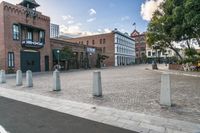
[87,18,96,22]
[103,28,111,33]
[121,16,130,21]
[62,15,74,21]
[88,8,97,16]
[140,0,164,21]
[62,15,75,24]
[60,24,81,36]
[60,24,111,37]
[67,20,74,24]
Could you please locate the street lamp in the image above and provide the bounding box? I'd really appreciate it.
[57,50,60,69]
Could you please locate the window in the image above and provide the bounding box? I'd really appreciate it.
[27,31,33,40]
[13,24,20,40]
[100,39,102,44]
[8,52,14,68]
[102,47,106,53]
[92,40,95,45]
[39,31,45,44]
[148,51,151,56]
[103,38,106,44]
[86,40,89,45]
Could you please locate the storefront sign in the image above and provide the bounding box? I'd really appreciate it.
[22,40,44,49]
[87,48,96,53]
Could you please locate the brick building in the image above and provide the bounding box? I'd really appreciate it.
[50,38,102,70]
[0,0,101,73]
[131,30,146,64]
[66,29,136,67]
[0,0,52,72]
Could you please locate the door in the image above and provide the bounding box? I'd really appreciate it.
[20,51,41,72]
[45,56,49,71]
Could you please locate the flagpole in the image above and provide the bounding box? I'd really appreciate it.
[133,22,136,30]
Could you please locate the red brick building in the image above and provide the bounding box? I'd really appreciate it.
[131,30,146,64]
[66,29,136,67]
[0,0,52,72]
[50,38,102,70]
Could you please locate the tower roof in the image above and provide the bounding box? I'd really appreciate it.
[19,0,40,9]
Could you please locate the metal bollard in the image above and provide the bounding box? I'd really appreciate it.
[0,70,6,84]
[93,71,102,97]
[160,72,171,106]
[26,70,33,87]
[53,69,61,91]
[16,70,23,86]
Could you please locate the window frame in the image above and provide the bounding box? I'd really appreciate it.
[8,52,15,68]
[39,30,45,44]
[12,24,20,40]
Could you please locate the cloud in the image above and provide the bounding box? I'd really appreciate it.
[121,16,130,21]
[67,20,74,24]
[87,18,96,22]
[103,28,111,33]
[88,8,97,16]
[62,15,74,21]
[140,0,164,21]
[60,24,111,37]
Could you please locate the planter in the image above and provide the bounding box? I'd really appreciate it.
[169,64,183,71]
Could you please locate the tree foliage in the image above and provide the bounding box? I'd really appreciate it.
[60,46,74,61]
[147,0,200,61]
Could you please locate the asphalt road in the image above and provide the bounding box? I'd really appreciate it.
[0,97,137,133]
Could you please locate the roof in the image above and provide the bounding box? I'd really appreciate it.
[19,0,40,8]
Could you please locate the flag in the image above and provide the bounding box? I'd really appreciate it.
[133,22,136,26]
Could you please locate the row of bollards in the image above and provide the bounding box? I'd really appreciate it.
[0,69,62,91]
[0,69,171,107]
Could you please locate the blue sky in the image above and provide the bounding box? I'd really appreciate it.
[1,0,163,36]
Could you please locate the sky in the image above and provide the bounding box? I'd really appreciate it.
[0,0,163,37]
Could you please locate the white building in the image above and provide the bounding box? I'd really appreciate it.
[113,29,135,66]
[50,23,59,38]
[146,47,176,59]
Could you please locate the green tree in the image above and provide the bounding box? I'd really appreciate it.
[147,0,200,60]
[61,46,74,61]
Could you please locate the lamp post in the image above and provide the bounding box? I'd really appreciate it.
[57,50,60,70]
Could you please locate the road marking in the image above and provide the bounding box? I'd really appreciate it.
[0,125,9,133]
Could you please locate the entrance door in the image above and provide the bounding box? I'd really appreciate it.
[45,56,49,71]
[20,51,41,72]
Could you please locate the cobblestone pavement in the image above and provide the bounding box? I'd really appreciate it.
[1,65,200,124]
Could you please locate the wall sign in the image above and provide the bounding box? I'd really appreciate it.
[22,40,44,49]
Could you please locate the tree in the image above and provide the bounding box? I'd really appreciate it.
[96,54,109,68]
[147,0,200,61]
[60,46,74,69]
[61,46,74,61]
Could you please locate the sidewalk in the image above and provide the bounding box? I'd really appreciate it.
[0,87,199,133]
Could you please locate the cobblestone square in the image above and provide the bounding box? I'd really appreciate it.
[1,65,200,124]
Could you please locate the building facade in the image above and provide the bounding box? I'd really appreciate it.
[66,29,135,67]
[50,23,59,38]
[146,44,177,63]
[131,30,146,64]
[50,38,102,70]
[0,0,52,73]
[0,0,104,73]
